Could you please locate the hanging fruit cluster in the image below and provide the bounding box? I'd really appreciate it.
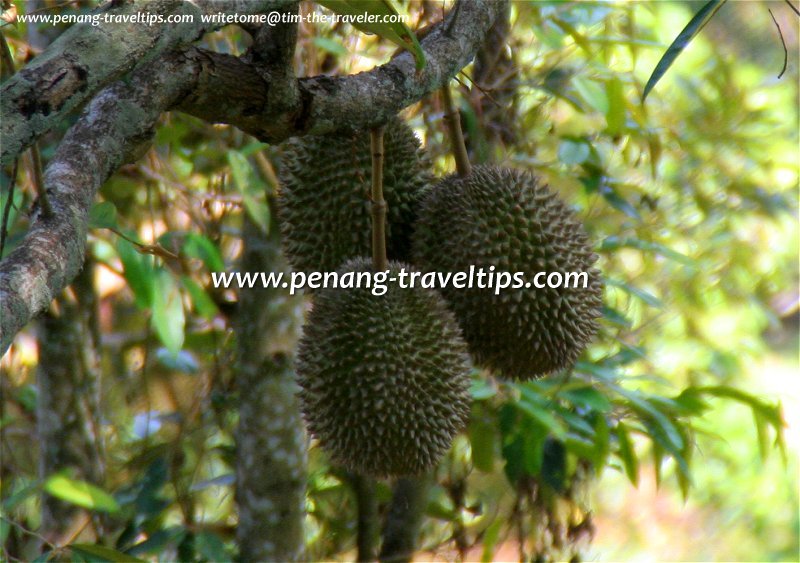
[277,88,603,478]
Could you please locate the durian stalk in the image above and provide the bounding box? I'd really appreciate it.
[441,84,472,178]
[370,125,388,270]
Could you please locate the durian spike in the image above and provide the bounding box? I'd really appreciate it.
[370,125,388,270]
[441,83,472,178]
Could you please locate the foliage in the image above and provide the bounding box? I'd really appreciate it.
[1,1,797,561]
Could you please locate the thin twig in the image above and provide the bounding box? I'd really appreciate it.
[456,72,502,109]
[0,515,59,553]
[769,9,788,79]
[785,0,800,17]
[441,84,472,177]
[370,125,387,271]
[0,160,19,259]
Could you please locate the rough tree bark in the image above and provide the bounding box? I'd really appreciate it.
[233,9,306,560]
[0,0,295,165]
[0,52,200,353]
[379,477,432,563]
[235,214,306,562]
[36,262,104,544]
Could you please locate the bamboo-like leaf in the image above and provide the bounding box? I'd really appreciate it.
[44,474,120,513]
[642,0,727,101]
[316,0,425,70]
[616,422,639,485]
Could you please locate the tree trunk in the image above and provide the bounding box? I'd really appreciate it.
[235,211,306,562]
[379,476,432,563]
[36,261,103,543]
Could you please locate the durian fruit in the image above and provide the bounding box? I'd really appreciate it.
[278,119,431,274]
[296,257,471,477]
[412,165,602,379]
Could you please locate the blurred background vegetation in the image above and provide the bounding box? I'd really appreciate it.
[1,0,798,561]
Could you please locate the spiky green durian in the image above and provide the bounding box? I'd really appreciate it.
[412,165,603,379]
[278,119,431,274]
[296,258,471,477]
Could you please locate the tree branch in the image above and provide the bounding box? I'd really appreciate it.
[0,52,198,354]
[175,0,507,141]
[0,0,294,166]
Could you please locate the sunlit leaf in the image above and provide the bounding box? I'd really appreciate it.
[573,76,609,114]
[606,278,662,307]
[182,233,225,272]
[558,138,591,165]
[227,151,270,233]
[181,276,219,320]
[44,474,120,513]
[600,235,694,265]
[117,237,155,309]
[151,268,185,355]
[313,36,349,57]
[642,0,727,100]
[605,77,626,134]
[316,0,425,70]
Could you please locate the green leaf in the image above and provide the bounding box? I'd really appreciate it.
[642,0,727,100]
[316,0,426,70]
[469,378,497,400]
[600,184,641,220]
[195,532,229,563]
[44,474,120,513]
[70,544,145,563]
[558,138,591,165]
[182,233,225,272]
[182,276,219,320]
[517,388,568,439]
[522,424,547,476]
[468,410,495,473]
[616,422,639,485]
[117,237,155,309]
[227,151,270,233]
[2,482,38,511]
[606,278,662,308]
[602,305,632,328]
[151,269,185,355]
[572,76,609,114]
[619,389,684,452]
[593,416,611,476]
[480,519,503,563]
[313,36,349,57]
[600,235,694,265]
[89,201,118,230]
[561,386,612,413]
[605,77,625,134]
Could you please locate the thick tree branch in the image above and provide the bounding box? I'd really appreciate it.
[0,52,198,354]
[0,0,293,166]
[175,0,506,141]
